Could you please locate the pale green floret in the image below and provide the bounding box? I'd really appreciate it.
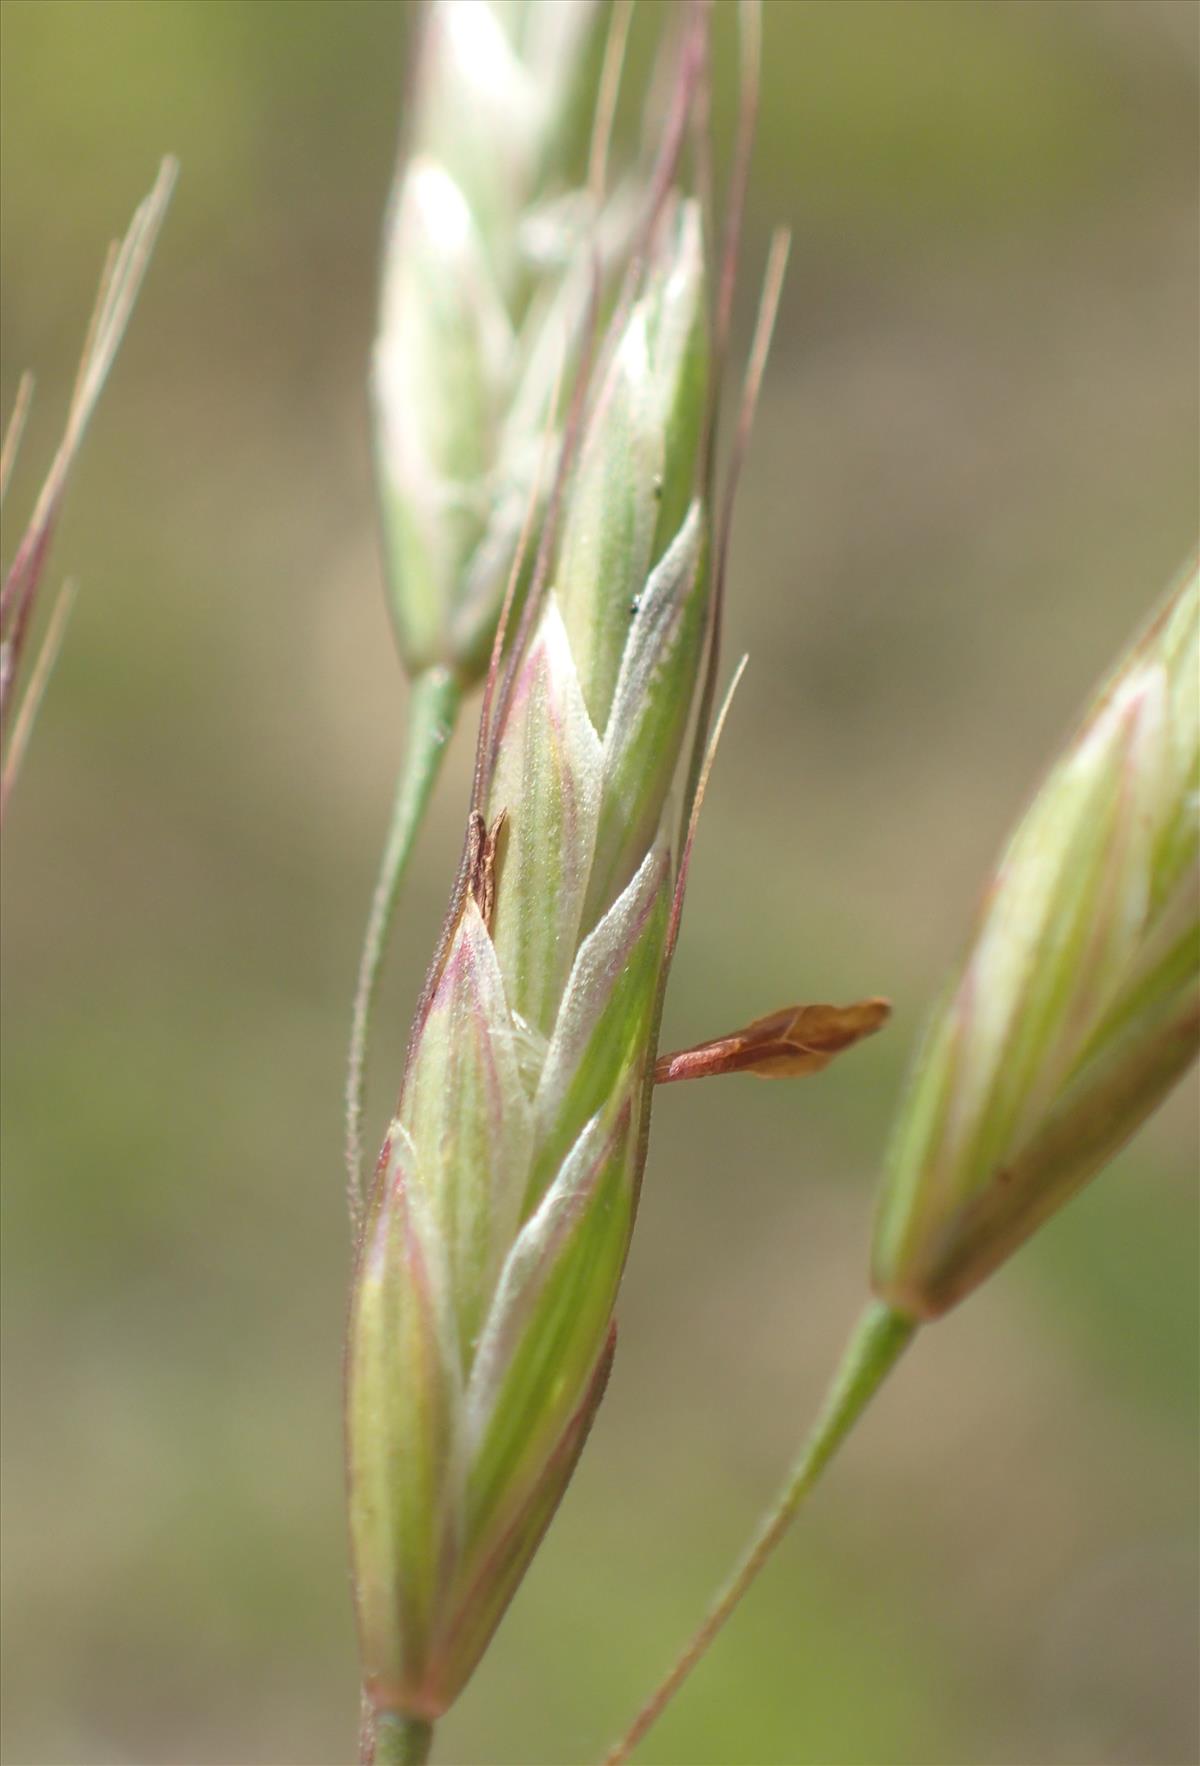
[874,565,1200,1319]
[415,0,602,298]
[349,1152,463,1717]
[529,845,672,1210]
[589,501,708,918]
[372,0,608,683]
[555,310,661,727]
[556,198,709,731]
[375,159,512,673]
[487,597,604,1038]
[400,901,533,1354]
[414,0,544,285]
[642,199,709,558]
[462,1100,634,1547]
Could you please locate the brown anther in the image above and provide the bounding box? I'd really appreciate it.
[654,997,891,1084]
[467,807,507,935]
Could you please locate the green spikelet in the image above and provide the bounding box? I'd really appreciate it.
[348,185,717,1741]
[874,563,1199,1318]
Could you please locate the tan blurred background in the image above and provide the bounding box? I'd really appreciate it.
[1,3,1197,1762]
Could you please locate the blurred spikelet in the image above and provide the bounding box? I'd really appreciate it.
[875,561,1200,1317]
[0,158,176,825]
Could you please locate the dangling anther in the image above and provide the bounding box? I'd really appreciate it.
[655,997,890,1084]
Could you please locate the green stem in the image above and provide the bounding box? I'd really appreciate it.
[602,1299,918,1765]
[344,665,462,1224]
[371,1714,434,1766]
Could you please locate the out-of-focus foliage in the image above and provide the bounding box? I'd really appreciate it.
[1,4,1195,1763]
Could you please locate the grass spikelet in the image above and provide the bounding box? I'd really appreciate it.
[346,22,758,1750]
[0,158,176,824]
[873,558,1199,1317]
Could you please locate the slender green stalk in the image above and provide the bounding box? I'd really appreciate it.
[371,1713,433,1766]
[345,665,461,1219]
[603,1301,917,1766]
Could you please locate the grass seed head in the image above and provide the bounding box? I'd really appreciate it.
[873,562,1200,1319]
[348,148,721,1729]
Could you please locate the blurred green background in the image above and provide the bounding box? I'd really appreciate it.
[2,3,1196,1762]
